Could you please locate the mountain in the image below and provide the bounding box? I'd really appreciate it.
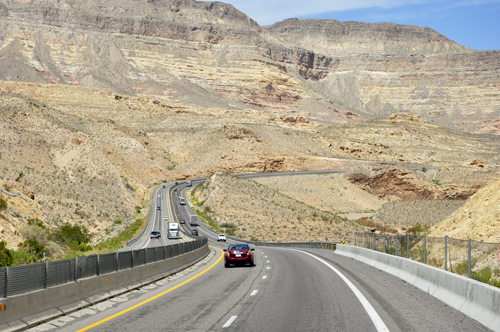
[0,0,499,131]
[0,0,499,251]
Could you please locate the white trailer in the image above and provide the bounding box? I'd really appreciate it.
[168,222,179,239]
[189,215,199,226]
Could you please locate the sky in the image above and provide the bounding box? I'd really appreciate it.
[221,0,500,51]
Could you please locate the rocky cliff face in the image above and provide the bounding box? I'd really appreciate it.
[0,0,498,133]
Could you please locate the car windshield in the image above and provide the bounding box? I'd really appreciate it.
[228,244,249,251]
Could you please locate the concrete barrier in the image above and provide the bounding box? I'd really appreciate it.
[335,245,500,332]
[0,245,209,331]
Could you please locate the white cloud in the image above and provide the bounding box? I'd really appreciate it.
[220,0,500,25]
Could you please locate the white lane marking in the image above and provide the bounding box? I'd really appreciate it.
[262,275,267,280]
[250,290,259,296]
[266,260,270,263]
[266,266,270,270]
[222,315,238,328]
[294,250,390,332]
[265,255,267,258]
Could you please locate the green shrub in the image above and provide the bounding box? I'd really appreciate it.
[0,241,13,267]
[51,223,91,249]
[472,267,492,284]
[0,195,7,211]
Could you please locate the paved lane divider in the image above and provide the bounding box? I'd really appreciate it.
[222,315,238,328]
[75,247,224,332]
[294,250,390,332]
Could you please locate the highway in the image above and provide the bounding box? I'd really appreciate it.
[28,174,491,332]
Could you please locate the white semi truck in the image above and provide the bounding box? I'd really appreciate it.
[168,222,179,239]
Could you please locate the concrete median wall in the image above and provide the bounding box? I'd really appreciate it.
[336,245,500,332]
[0,245,209,331]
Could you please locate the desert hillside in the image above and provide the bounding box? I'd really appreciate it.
[189,173,366,243]
[429,177,500,242]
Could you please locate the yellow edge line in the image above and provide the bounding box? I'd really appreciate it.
[76,246,223,332]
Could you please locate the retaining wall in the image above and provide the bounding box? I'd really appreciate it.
[336,245,500,332]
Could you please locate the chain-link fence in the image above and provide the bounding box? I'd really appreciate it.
[355,232,500,287]
[0,238,208,298]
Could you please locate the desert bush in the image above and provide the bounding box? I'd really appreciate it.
[0,195,7,211]
[472,267,492,284]
[0,241,13,267]
[51,223,91,250]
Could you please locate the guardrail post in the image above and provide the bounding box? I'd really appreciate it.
[407,234,409,258]
[423,235,427,264]
[444,235,448,271]
[468,238,472,279]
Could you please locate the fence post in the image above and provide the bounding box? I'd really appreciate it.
[116,252,119,272]
[407,234,409,259]
[395,234,398,257]
[131,251,134,269]
[355,233,358,246]
[144,249,147,265]
[468,238,472,279]
[444,235,448,271]
[97,255,100,276]
[155,247,158,262]
[44,261,48,289]
[423,235,427,264]
[74,257,78,281]
[373,232,375,250]
[5,266,9,298]
[383,234,386,253]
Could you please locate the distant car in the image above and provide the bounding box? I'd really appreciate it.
[164,216,168,220]
[224,244,255,268]
[162,185,165,188]
[150,231,161,239]
[157,194,160,198]
[157,206,160,210]
[174,188,177,191]
[217,234,226,242]
[191,229,199,236]
[180,220,185,224]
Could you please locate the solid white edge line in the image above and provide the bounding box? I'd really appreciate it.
[293,250,390,332]
[222,315,238,328]
[250,290,258,296]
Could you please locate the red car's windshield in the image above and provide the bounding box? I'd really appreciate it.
[228,244,249,251]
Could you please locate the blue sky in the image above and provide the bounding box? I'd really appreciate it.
[222,0,500,50]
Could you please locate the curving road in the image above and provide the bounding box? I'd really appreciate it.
[28,173,491,332]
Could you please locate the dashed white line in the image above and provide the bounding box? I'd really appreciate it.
[293,250,390,332]
[223,315,238,328]
[250,290,258,296]
[262,275,267,280]
[266,260,270,263]
[266,266,270,270]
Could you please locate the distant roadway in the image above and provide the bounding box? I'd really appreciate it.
[46,171,488,332]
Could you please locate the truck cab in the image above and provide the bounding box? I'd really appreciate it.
[168,222,179,239]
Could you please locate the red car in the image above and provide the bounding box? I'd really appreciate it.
[224,244,256,268]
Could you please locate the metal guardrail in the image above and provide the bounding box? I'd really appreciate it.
[354,232,500,283]
[0,238,207,299]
